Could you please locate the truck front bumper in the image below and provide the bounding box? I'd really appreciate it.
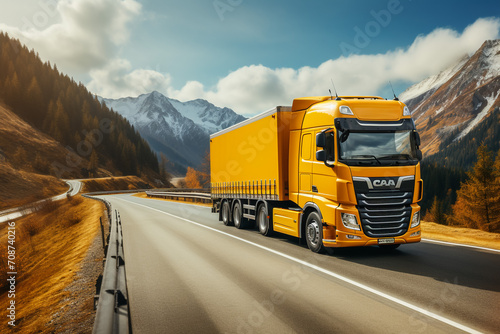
[322,203,421,248]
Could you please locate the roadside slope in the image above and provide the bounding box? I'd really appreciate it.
[0,104,73,210]
[0,196,105,333]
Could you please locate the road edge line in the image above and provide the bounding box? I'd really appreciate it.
[422,238,500,253]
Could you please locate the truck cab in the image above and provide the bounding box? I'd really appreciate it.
[290,96,423,251]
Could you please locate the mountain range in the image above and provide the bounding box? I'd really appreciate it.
[400,39,500,157]
[101,92,246,175]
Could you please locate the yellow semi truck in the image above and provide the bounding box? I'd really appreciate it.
[210,96,423,252]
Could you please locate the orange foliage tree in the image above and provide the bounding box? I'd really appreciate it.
[185,167,202,188]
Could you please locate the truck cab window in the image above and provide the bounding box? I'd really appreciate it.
[301,134,312,160]
[338,130,418,166]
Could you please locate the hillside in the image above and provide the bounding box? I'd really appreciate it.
[0,104,72,209]
[101,91,246,175]
[0,163,68,210]
[401,39,500,157]
[0,32,161,181]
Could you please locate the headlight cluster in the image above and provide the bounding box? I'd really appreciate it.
[411,211,420,228]
[341,213,360,231]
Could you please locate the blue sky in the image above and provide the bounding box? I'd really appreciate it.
[0,0,499,115]
[130,0,499,86]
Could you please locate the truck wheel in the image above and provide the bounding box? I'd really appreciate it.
[221,200,232,226]
[233,202,247,229]
[257,204,273,236]
[305,212,325,253]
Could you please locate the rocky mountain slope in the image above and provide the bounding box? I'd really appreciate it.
[400,39,500,157]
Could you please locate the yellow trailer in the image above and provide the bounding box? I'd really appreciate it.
[210,96,423,253]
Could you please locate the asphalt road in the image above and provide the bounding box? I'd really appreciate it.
[102,193,500,334]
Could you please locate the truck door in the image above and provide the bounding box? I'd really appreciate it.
[312,129,338,203]
[299,132,314,207]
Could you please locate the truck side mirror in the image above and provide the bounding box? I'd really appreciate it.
[316,150,326,161]
[414,131,421,147]
[316,132,326,148]
[316,150,335,167]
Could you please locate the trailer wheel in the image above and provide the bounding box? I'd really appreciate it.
[221,200,232,226]
[233,202,247,229]
[305,212,325,253]
[257,204,273,236]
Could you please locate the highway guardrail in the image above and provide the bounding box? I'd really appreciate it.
[84,196,130,334]
[145,190,211,204]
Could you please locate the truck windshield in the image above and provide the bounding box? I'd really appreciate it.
[338,130,418,166]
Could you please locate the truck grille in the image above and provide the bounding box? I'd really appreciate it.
[353,176,414,238]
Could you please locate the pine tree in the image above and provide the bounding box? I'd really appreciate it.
[88,150,99,177]
[26,77,44,126]
[426,196,446,225]
[452,145,500,232]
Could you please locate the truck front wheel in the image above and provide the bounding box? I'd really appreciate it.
[222,200,232,226]
[305,212,325,253]
[257,204,273,236]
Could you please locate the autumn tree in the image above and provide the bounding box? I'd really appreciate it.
[185,167,202,188]
[451,145,500,232]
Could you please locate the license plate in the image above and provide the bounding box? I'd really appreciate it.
[378,238,395,244]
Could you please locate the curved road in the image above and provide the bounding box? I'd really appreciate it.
[0,179,82,223]
[102,193,500,334]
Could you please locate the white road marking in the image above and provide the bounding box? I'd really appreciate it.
[115,197,483,334]
[422,238,500,254]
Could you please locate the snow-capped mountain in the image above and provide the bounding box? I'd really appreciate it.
[400,40,500,157]
[399,55,469,105]
[101,91,246,175]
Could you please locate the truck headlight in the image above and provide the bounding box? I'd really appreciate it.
[339,106,354,115]
[411,211,420,228]
[403,106,411,116]
[341,213,360,231]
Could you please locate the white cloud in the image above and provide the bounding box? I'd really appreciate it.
[87,59,171,98]
[0,0,141,74]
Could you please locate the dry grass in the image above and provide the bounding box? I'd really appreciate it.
[133,192,212,207]
[81,176,154,193]
[421,221,500,250]
[0,195,104,333]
